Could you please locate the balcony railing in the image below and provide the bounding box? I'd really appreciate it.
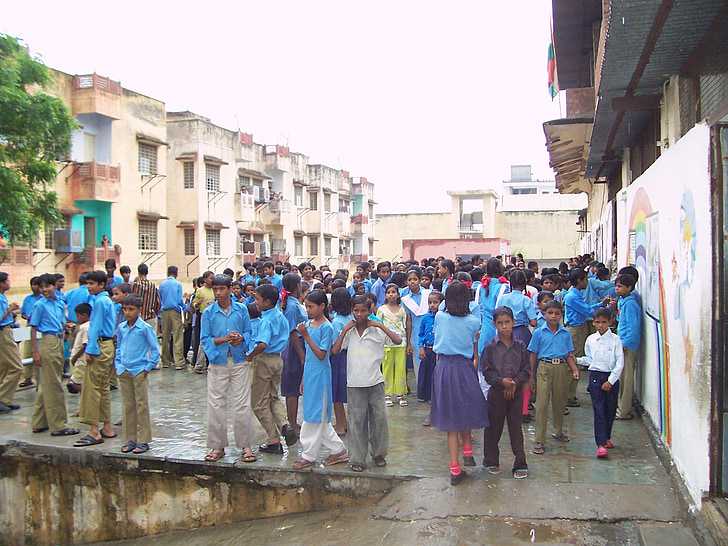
[71,74,122,119]
[68,162,121,202]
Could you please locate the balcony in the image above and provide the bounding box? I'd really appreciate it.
[260,198,291,226]
[351,214,368,224]
[71,74,122,119]
[236,192,256,223]
[264,145,291,173]
[337,213,351,237]
[68,162,120,202]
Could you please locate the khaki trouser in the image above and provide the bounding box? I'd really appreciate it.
[347,383,389,467]
[31,335,69,432]
[161,310,184,367]
[566,324,589,401]
[119,371,152,444]
[534,360,569,444]
[21,340,35,381]
[0,328,23,405]
[71,356,86,384]
[207,358,255,449]
[79,339,115,426]
[618,348,637,418]
[251,353,288,442]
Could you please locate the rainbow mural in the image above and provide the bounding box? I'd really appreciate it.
[628,188,671,445]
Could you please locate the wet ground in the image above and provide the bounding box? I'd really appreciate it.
[0,369,705,545]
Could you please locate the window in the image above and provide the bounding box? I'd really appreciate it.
[324,193,331,212]
[183,162,195,189]
[294,186,304,207]
[324,237,332,256]
[368,203,374,219]
[44,224,55,249]
[294,236,303,256]
[138,220,158,250]
[309,191,318,210]
[339,199,349,214]
[238,175,251,192]
[512,187,537,195]
[184,229,195,255]
[205,164,220,192]
[309,236,318,255]
[368,240,374,257]
[138,143,158,175]
[206,229,221,256]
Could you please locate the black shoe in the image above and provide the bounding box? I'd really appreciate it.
[282,424,299,447]
[463,455,476,467]
[0,403,11,413]
[66,381,81,394]
[258,442,284,454]
[18,379,34,388]
[450,470,467,486]
[566,398,580,407]
[7,404,20,411]
[373,455,387,467]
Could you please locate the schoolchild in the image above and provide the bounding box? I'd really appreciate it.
[329,287,353,435]
[418,291,444,424]
[19,276,42,388]
[615,273,642,420]
[401,270,432,397]
[377,284,408,406]
[280,272,308,434]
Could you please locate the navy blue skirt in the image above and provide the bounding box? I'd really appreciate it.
[281,335,304,397]
[431,354,489,432]
[513,325,532,347]
[331,349,348,403]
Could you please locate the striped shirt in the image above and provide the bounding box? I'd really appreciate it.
[132,278,161,321]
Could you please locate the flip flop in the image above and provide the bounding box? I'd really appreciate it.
[121,441,137,453]
[324,450,350,466]
[74,435,104,447]
[51,428,79,437]
[132,443,149,454]
[240,449,257,463]
[204,450,225,462]
[32,427,49,434]
[101,431,118,439]
[292,458,314,470]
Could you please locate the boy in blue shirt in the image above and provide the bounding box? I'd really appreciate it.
[369,262,392,307]
[116,295,160,454]
[19,276,42,388]
[615,273,642,420]
[527,301,578,455]
[246,284,298,454]
[0,272,22,413]
[418,292,443,418]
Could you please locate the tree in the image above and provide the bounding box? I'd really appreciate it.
[0,34,76,244]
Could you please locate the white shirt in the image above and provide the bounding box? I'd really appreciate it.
[342,326,387,388]
[580,329,624,385]
[71,322,90,361]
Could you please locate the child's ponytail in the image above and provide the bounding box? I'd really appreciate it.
[281,272,301,311]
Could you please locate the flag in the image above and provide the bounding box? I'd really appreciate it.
[547,37,558,99]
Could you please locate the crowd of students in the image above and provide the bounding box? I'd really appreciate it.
[0,252,642,483]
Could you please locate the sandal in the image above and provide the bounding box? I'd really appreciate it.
[398,397,408,407]
[51,428,79,437]
[513,469,529,480]
[532,443,545,455]
[101,430,117,439]
[121,441,137,453]
[350,463,365,472]
[241,448,257,463]
[293,458,314,470]
[204,449,225,462]
[324,450,350,466]
[74,434,104,447]
[551,432,570,442]
[32,427,49,434]
[132,443,149,454]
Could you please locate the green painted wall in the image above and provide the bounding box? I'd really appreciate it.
[73,201,112,245]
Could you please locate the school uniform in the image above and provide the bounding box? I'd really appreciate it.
[482,337,530,471]
[617,291,642,418]
[299,320,346,462]
[343,324,389,467]
[496,290,537,347]
[401,288,431,391]
[563,286,602,401]
[377,304,408,398]
[80,291,117,427]
[116,318,160,445]
[70,321,90,385]
[476,277,509,355]
[29,295,70,432]
[369,277,391,307]
[585,277,616,305]
[20,292,43,381]
[330,312,353,404]
[281,296,308,398]
[159,277,186,368]
[417,311,436,402]
[192,286,215,370]
[250,307,290,441]
[430,311,488,431]
[0,292,23,408]
[582,329,623,447]
[527,324,575,444]
[202,301,254,450]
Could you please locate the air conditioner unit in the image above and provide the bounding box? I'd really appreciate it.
[53,229,83,253]
[260,241,270,256]
[263,188,270,202]
[241,240,255,254]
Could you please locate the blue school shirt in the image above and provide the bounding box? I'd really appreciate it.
[302,320,335,423]
[369,277,391,307]
[368,313,382,322]
[201,301,252,365]
[563,286,601,326]
[115,318,160,375]
[107,275,124,290]
[617,292,642,351]
[331,312,353,337]
[159,277,184,312]
[0,293,14,328]
[418,312,436,347]
[21,293,42,321]
[282,296,307,333]
[585,277,616,304]
[433,311,480,359]
[253,307,289,354]
[86,292,117,356]
[496,291,537,327]
[29,296,65,335]
[65,285,91,323]
[248,317,261,353]
[535,310,546,329]
[476,279,508,354]
[527,323,575,359]
[242,273,257,285]
[244,295,256,306]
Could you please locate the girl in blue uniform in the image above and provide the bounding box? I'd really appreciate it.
[293,289,349,470]
[431,280,488,485]
[438,259,455,294]
[280,273,307,434]
[476,258,510,355]
[329,287,353,435]
[402,270,431,399]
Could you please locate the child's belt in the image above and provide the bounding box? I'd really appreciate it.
[539,357,567,364]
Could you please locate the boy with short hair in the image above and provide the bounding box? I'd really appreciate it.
[67,303,92,394]
[615,273,642,420]
[578,308,623,458]
[369,262,392,307]
[0,272,23,413]
[332,295,402,472]
[119,265,132,284]
[19,276,42,388]
[116,295,159,454]
[159,265,186,370]
[535,291,554,329]
[482,306,530,479]
[527,301,578,455]
[246,284,298,454]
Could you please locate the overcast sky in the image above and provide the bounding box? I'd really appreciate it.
[3,1,562,214]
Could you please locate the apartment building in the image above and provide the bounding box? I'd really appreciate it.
[350,177,376,264]
[1,70,169,282]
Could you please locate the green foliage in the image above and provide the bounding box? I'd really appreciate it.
[0,34,76,243]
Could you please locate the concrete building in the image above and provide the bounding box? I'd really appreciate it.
[1,71,169,282]
[544,0,728,528]
[375,166,585,266]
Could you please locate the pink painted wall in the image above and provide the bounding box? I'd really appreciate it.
[403,238,509,261]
